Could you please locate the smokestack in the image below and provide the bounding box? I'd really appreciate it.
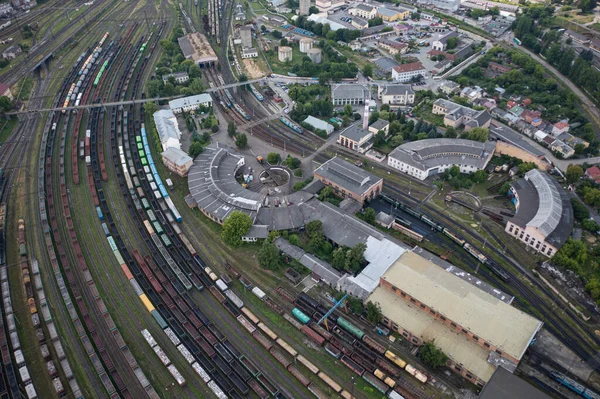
[362,86,370,130]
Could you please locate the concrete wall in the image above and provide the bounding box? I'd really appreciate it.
[494,141,550,171]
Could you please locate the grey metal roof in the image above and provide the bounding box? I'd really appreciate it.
[381,84,414,96]
[509,170,573,247]
[161,148,192,166]
[169,94,212,110]
[437,30,458,44]
[377,7,400,16]
[177,36,195,59]
[356,3,375,12]
[303,116,334,133]
[332,84,366,101]
[153,109,180,146]
[244,225,269,239]
[273,238,343,285]
[388,138,496,172]
[339,124,371,143]
[374,58,399,72]
[488,125,545,157]
[370,119,389,131]
[314,157,382,197]
[479,367,550,399]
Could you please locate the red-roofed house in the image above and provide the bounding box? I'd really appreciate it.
[506,100,517,110]
[0,83,12,100]
[552,121,569,136]
[522,109,541,123]
[521,98,532,107]
[585,166,600,183]
[392,61,427,82]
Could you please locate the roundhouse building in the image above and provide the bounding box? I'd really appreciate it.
[505,169,573,257]
[387,138,496,180]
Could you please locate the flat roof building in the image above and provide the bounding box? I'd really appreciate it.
[368,250,543,386]
[162,71,190,84]
[314,156,383,205]
[178,33,219,67]
[387,138,496,181]
[337,124,373,154]
[506,169,573,257]
[479,367,551,399]
[377,84,415,106]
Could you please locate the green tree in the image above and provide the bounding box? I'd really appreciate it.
[211,124,219,133]
[309,5,319,14]
[144,101,158,116]
[188,142,203,157]
[566,165,584,184]
[267,152,281,164]
[390,135,403,148]
[260,25,267,33]
[348,243,367,273]
[332,248,346,270]
[363,64,373,78]
[584,188,600,207]
[466,127,489,142]
[444,126,457,138]
[344,104,353,117]
[471,170,487,184]
[0,96,12,112]
[288,234,299,246]
[365,301,382,324]
[306,220,323,236]
[236,133,248,149]
[221,211,252,246]
[419,341,448,369]
[258,241,281,270]
[239,74,248,83]
[571,198,590,221]
[272,30,282,39]
[228,121,237,137]
[446,36,458,50]
[348,297,364,314]
[364,208,376,224]
[499,182,511,195]
[518,162,536,176]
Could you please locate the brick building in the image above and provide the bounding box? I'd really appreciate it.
[313,157,382,205]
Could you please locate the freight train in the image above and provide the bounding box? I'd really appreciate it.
[381,193,511,282]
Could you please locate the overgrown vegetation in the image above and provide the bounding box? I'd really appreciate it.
[221,211,252,246]
[441,166,487,190]
[419,341,448,369]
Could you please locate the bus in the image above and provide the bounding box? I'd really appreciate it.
[513,37,522,46]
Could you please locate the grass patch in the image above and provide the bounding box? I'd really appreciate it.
[0,117,17,143]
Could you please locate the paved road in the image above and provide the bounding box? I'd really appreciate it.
[501,35,600,129]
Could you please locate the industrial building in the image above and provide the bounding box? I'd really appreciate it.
[302,115,334,135]
[432,31,459,51]
[162,72,189,84]
[368,250,543,386]
[168,94,212,114]
[506,169,573,257]
[313,156,383,205]
[479,367,550,399]
[240,26,253,48]
[161,147,193,176]
[387,138,496,180]
[153,109,182,151]
[178,33,219,67]
[349,4,377,19]
[331,84,366,105]
[416,0,460,12]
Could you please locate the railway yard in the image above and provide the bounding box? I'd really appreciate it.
[1,0,600,398]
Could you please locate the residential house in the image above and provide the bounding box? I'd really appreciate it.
[378,84,415,106]
[506,100,517,110]
[391,61,427,82]
[460,86,484,103]
[0,83,12,100]
[487,62,511,75]
[584,166,600,183]
[551,140,575,158]
[522,109,541,124]
[438,81,460,95]
[552,121,569,136]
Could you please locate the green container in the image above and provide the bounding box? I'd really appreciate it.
[292,308,310,324]
[337,316,364,339]
[19,244,26,256]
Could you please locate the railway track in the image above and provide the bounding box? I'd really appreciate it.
[382,183,600,371]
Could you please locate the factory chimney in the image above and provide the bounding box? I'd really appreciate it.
[362,86,370,130]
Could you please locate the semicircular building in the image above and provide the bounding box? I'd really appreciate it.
[387,138,496,180]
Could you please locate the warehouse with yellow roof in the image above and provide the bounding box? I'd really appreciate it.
[368,250,543,387]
